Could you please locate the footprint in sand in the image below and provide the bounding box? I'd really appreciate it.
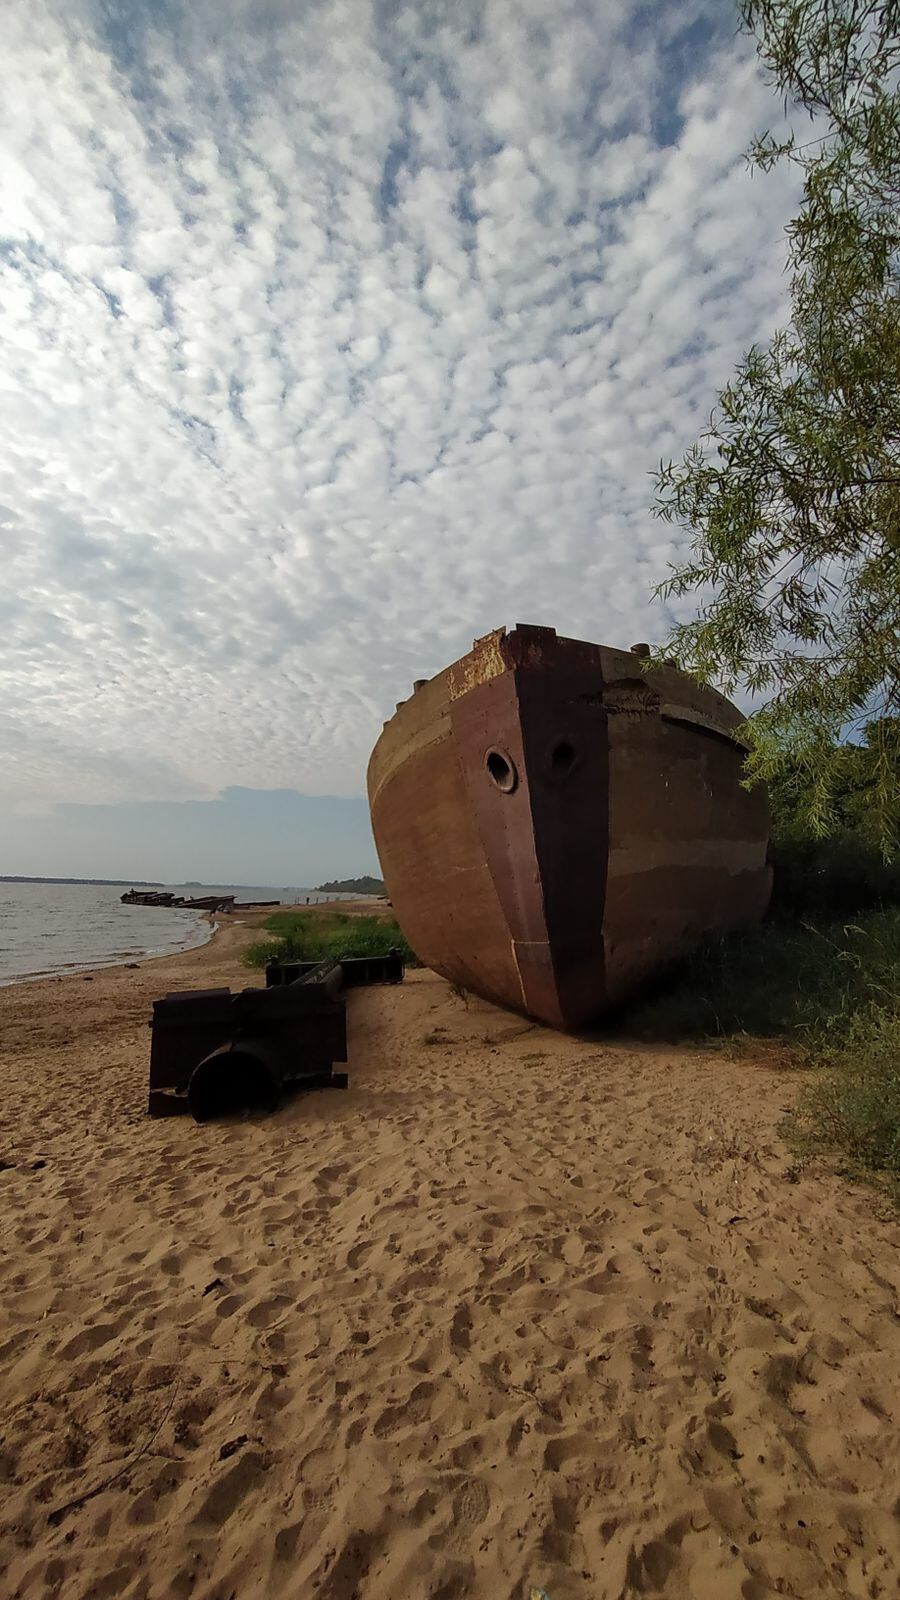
[451,1477,491,1529]
[449,1302,473,1352]
[247,1293,291,1328]
[314,1529,384,1600]
[373,1380,437,1438]
[315,1163,350,1190]
[126,1463,184,1526]
[58,1322,120,1360]
[542,1431,602,1473]
[191,1450,268,1527]
[214,1294,244,1319]
[273,1519,303,1561]
[344,1416,367,1447]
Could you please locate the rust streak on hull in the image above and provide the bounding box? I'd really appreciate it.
[367,625,771,1030]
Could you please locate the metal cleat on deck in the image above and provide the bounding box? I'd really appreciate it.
[147,953,403,1121]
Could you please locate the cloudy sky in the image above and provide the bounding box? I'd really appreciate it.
[1,0,798,882]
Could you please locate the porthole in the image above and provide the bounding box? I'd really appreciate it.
[485,748,517,793]
[549,738,577,777]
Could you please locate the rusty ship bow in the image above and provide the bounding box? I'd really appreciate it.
[367,625,771,1029]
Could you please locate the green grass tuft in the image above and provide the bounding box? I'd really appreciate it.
[242,910,416,971]
[784,1003,900,1201]
[627,909,900,1045]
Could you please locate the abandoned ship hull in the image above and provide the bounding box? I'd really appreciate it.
[367,625,771,1030]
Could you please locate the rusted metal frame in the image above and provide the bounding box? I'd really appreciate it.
[147,953,403,1120]
[265,952,404,989]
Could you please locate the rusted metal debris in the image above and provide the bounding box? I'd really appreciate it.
[264,952,404,989]
[121,890,180,906]
[147,954,403,1121]
[122,890,237,911]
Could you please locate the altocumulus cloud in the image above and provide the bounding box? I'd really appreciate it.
[1,0,798,817]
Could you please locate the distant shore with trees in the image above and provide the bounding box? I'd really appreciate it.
[315,875,386,896]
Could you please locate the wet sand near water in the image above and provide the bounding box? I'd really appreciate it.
[1,910,899,1599]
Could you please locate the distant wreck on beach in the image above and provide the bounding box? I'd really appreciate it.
[121,891,279,912]
[368,623,771,1030]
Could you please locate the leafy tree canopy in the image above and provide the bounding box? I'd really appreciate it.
[653,0,900,855]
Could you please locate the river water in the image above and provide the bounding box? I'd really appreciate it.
[0,881,336,986]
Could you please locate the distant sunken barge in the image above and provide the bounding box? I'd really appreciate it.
[121,890,279,912]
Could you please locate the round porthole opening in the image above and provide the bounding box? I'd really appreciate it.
[550,738,577,778]
[485,748,517,793]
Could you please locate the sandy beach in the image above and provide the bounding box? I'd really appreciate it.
[1,913,899,1600]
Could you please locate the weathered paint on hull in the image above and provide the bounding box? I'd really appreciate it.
[367,624,771,1029]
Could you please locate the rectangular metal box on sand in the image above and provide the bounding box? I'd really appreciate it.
[148,955,403,1119]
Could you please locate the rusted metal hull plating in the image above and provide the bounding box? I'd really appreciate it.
[367,624,772,1030]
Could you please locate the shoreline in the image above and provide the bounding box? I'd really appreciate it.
[0,897,316,1007]
[0,910,219,992]
[0,906,271,1071]
[0,894,387,992]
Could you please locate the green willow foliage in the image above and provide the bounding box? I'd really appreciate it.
[654,0,900,853]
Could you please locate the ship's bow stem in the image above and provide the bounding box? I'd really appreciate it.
[450,627,609,1029]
